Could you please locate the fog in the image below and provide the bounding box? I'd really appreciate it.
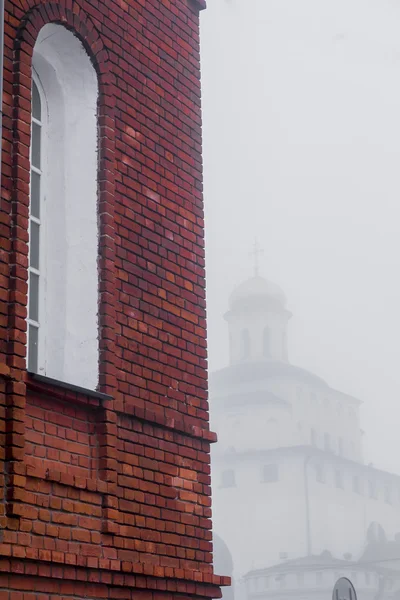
[200,1,400,598]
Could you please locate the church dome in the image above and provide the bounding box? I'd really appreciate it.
[229,276,286,311]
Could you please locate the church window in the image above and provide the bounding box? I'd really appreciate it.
[310,428,317,446]
[221,469,236,488]
[315,464,325,483]
[367,522,386,543]
[262,464,279,483]
[324,433,331,451]
[27,25,99,389]
[241,329,250,359]
[338,437,344,456]
[316,572,323,585]
[335,470,343,489]
[352,475,361,494]
[384,485,392,504]
[368,480,377,499]
[365,572,370,585]
[263,326,271,357]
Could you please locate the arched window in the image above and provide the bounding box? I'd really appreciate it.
[241,329,250,359]
[221,469,236,488]
[263,326,271,357]
[310,428,317,446]
[27,24,99,389]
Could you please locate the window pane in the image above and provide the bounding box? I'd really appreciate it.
[30,171,40,219]
[32,81,41,121]
[29,221,39,270]
[31,122,41,169]
[28,324,38,373]
[29,271,39,322]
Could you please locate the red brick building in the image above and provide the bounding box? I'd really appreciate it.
[0,0,228,598]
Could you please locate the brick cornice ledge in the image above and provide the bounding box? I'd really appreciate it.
[188,0,207,10]
[117,402,218,442]
[0,555,230,591]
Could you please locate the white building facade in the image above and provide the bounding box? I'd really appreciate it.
[210,275,400,596]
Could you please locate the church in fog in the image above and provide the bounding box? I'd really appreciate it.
[210,270,400,600]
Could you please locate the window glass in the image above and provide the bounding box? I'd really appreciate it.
[31,122,41,169]
[27,324,38,373]
[221,469,236,488]
[262,464,279,483]
[30,171,41,219]
[29,221,40,270]
[32,81,41,121]
[29,272,39,323]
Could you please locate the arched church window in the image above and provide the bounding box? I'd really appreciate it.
[310,428,317,446]
[335,469,343,489]
[315,464,325,483]
[384,485,392,504]
[352,475,361,494]
[367,522,386,543]
[262,464,279,483]
[263,326,271,357]
[241,329,250,359]
[368,480,377,499]
[27,24,99,389]
[221,469,236,488]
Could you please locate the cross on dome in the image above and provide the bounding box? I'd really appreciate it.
[250,237,264,277]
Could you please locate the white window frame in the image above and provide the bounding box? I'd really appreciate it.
[27,71,47,374]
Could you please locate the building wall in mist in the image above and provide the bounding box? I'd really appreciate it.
[212,443,400,579]
[210,275,400,584]
[212,375,363,462]
[211,453,308,575]
[245,562,383,600]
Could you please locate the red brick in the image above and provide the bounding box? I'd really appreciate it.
[0,0,228,598]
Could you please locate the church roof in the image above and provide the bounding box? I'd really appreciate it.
[212,389,291,410]
[227,275,288,313]
[245,553,355,577]
[210,360,328,390]
[213,534,234,575]
[360,541,400,565]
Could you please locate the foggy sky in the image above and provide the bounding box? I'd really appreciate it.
[200,0,400,475]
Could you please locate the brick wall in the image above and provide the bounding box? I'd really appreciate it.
[0,0,228,598]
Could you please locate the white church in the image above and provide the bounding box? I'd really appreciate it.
[210,269,400,600]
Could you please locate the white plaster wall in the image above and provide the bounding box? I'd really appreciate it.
[211,374,363,461]
[212,454,309,578]
[214,402,294,453]
[212,445,400,583]
[33,24,99,390]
